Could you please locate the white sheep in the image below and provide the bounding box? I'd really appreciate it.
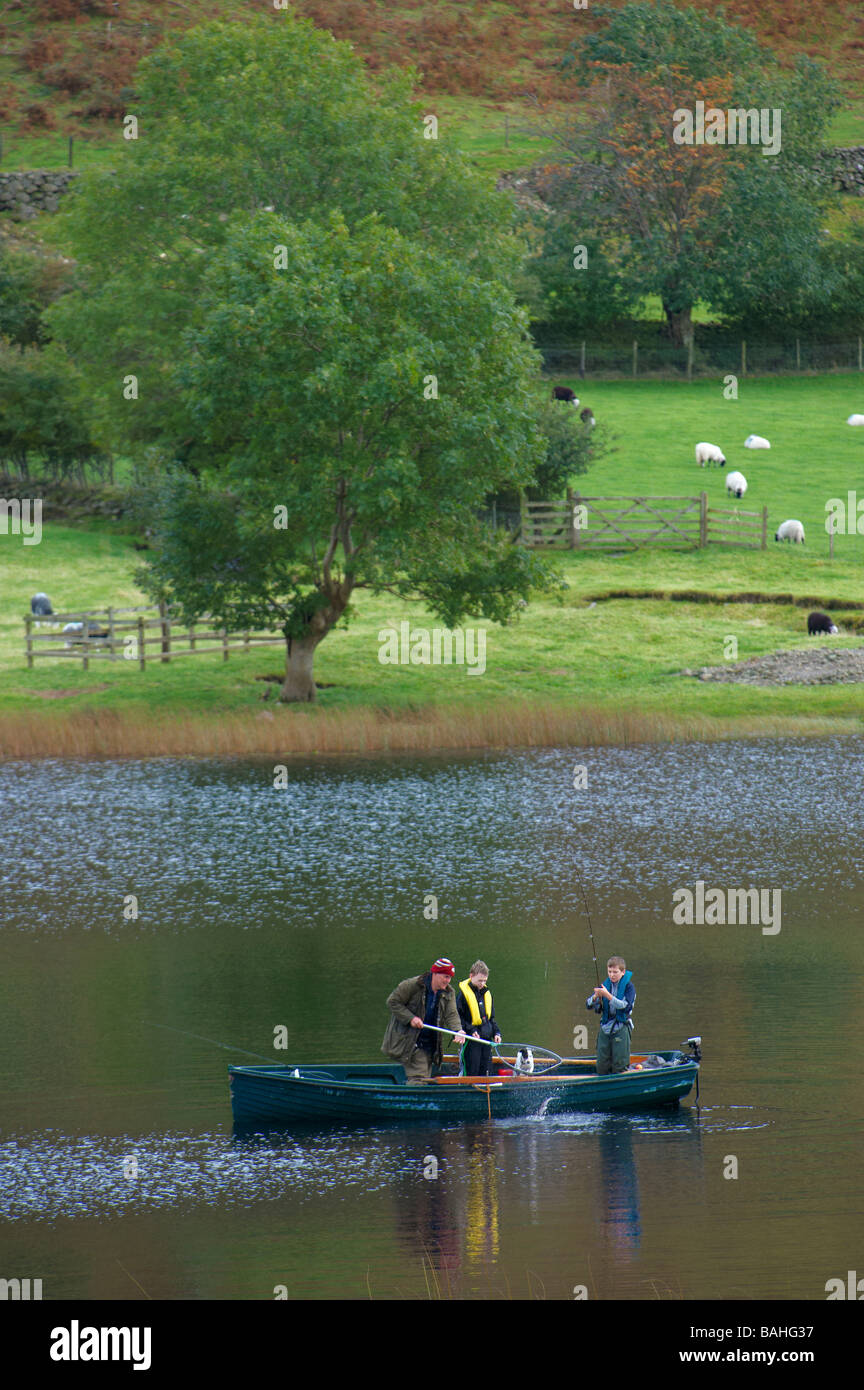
[744,434,770,449]
[847,415,864,426]
[774,519,805,544]
[725,470,747,498]
[695,442,725,467]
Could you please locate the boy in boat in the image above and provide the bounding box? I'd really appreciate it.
[586,955,635,1075]
[456,960,502,1076]
[382,958,466,1083]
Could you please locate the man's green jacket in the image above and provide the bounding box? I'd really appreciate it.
[382,975,462,1069]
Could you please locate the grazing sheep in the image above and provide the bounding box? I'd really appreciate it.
[744,434,770,449]
[725,470,747,498]
[807,611,838,636]
[847,414,864,427]
[694,441,725,468]
[580,407,595,426]
[774,519,805,544]
[63,621,110,646]
[30,592,53,617]
[552,386,579,405]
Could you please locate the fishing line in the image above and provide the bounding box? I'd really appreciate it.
[141,1020,275,1064]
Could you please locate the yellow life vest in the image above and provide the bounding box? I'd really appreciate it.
[459,979,493,1029]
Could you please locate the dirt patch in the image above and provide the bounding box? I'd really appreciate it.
[31,685,109,699]
[683,648,864,686]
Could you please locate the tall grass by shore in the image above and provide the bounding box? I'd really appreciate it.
[0,704,858,761]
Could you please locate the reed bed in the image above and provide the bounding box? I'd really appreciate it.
[0,703,856,761]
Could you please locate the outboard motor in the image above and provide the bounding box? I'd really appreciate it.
[685,1035,702,1063]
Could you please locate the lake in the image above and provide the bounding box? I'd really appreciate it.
[1,739,861,1300]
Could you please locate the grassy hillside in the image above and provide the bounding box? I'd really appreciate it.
[1,1,864,174]
[3,374,864,756]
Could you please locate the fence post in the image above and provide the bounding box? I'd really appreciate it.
[573,491,582,550]
[761,506,768,551]
[700,492,707,548]
[189,622,196,651]
[159,600,170,663]
[107,605,116,661]
[137,615,145,670]
[580,340,586,378]
[25,615,33,669]
[81,621,89,672]
[632,340,638,378]
[222,629,229,661]
[741,340,747,377]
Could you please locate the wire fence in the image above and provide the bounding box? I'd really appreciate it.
[540,335,864,380]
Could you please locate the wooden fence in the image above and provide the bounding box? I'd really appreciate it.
[24,603,284,670]
[520,492,767,551]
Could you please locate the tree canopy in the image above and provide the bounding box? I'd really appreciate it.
[45,10,526,459]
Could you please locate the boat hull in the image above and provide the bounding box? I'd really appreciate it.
[228,1052,698,1128]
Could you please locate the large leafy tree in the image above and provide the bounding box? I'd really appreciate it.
[137,213,549,701]
[535,0,839,345]
[44,11,556,700]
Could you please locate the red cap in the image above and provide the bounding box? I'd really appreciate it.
[431,957,455,977]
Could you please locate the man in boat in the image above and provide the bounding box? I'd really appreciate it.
[456,960,501,1077]
[382,958,467,1083]
[586,955,636,1075]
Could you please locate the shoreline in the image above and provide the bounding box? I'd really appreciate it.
[0,702,859,760]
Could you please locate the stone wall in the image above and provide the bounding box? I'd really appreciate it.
[0,169,81,219]
[498,148,864,203]
[2,146,864,220]
[821,146,864,195]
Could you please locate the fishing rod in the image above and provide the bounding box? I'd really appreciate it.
[573,866,602,989]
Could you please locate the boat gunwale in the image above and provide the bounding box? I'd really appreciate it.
[228,1056,699,1093]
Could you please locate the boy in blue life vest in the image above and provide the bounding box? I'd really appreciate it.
[586,955,635,1075]
[456,960,501,1076]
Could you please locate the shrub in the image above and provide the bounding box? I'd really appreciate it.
[21,35,66,72]
[20,102,56,131]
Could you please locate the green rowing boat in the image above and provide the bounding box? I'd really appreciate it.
[229,1045,700,1127]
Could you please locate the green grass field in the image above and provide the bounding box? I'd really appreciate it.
[3,374,864,752]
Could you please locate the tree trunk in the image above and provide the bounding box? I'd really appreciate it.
[280,634,322,703]
[663,303,694,349]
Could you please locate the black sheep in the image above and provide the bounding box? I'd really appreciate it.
[807,611,838,636]
[552,386,578,404]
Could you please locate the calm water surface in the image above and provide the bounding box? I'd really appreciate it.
[1,739,861,1299]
